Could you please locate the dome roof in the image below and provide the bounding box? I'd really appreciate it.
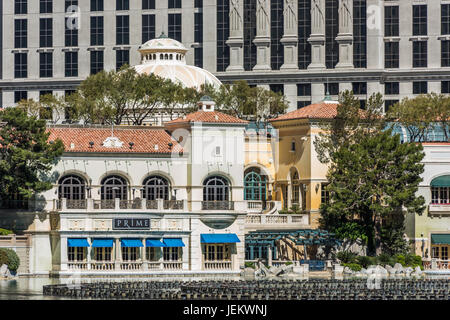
[134,64,222,90]
[139,33,188,54]
[134,34,222,90]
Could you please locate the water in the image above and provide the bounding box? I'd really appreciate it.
[1,274,449,300]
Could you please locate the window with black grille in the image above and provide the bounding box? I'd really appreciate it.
[14,53,27,78]
[90,16,104,46]
[65,17,78,47]
[90,50,104,75]
[385,6,399,37]
[325,0,339,69]
[142,0,154,10]
[116,0,129,11]
[413,81,427,94]
[14,19,27,49]
[39,52,53,78]
[217,0,230,72]
[40,0,52,14]
[412,41,427,68]
[385,82,399,95]
[353,0,367,68]
[442,41,450,67]
[15,0,27,15]
[40,18,53,47]
[298,0,311,70]
[352,82,367,95]
[412,5,427,36]
[116,50,130,70]
[297,83,311,97]
[194,11,203,68]
[442,4,450,35]
[116,15,129,45]
[65,52,78,77]
[442,81,450,94]
[168,13,182,42]
[168,0,181,9]
[142,14,155,43]
[271,0,284,70]
[91,0,103,11]
[385,42,399,68]
[244,0,257,71]
[14,91,27,103]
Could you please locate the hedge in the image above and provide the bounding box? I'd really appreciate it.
[0,248,20,273]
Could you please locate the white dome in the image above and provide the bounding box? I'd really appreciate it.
[135,33,222,90]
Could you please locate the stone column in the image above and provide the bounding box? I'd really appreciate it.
[284,83,298,112]
[267,246,273,266]
[336,0,354,69]
[226,0,245,71]
[253,0,271,71]
[280,0,299,70]
[308,0,326,70]
[115,238,121,269]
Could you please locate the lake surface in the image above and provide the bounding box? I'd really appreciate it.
[1,274,449,300]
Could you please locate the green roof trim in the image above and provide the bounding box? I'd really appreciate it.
[431,175,450,187]
[431,234,450,245]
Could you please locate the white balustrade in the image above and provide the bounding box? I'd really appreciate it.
[162,262,183,270]
[204,261,232,270]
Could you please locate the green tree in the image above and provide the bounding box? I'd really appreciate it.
[316,91,425,255]
[0,108,64,202]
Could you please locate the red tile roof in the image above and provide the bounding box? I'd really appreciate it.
[165,110,248,125]
[269,102,339,122]
[47,127,183,154]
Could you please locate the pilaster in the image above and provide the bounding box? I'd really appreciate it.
[335,0,354,69]
[308,0,326,70]
[226,0,244,72]
[280,0,299,70]
[253,0,271,71]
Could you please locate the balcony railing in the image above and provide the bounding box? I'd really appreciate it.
[120,199,142,210]
[245,214,308,226]
[93,200,115,210]
[201,201,234,210]
[162,261,183,270]
[204,261,232,270]
[66,199,87,210]
[67,262,88,271]
[90,262,115,271]
[428,204,450,214]
[146,200,158,210]
[120,262,143,271]
[423,259,450,270]
[163,200,184,210]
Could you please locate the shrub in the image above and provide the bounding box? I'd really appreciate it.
[356,256,374,268]
[336,251,357,264]
[377,253,394,266]
[0,229,12,236]
[0,249,8,267]
[343,263,362,272]
[0,248,20,273]
[285,262,293,266]
[245,262,255,269]
[394,254,406,266]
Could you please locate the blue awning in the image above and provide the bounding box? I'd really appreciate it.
[67,238,90,247]
[121,239,143,247]
[163,238,185,247]
[91,239,114,248]
[200,234,240,244]
[431,175,450,187]
[146,239,166,247]
[431,234,450,245]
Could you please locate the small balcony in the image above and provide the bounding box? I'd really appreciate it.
[201,201,234,211]
[203,261,232,270]
[428,203,450,215]
[56,198,188,212]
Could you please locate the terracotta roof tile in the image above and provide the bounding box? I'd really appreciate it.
[269,102,339,122]
[47,127,183,154]
[165,110,248,125]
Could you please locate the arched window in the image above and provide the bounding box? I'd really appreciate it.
[244,168,267,201]
[153,54,156,60]
[169,54,173,60]
[203,176,229,201]
[290,169,300,205]
[160,54,164,60]
[58,175,86,200]
[101,175,128,200]
[143,176,170,200]
[165,54,169,60]
[431,175,450,204]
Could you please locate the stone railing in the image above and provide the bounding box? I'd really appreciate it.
[119,199,142,209]
[204,261,232,270]
[201,201,234,210]
[67,262,88,271]
[57,198,187,212]
[428,204,450,215]
[90,262,115,271]
[245,214,308,226]
[162,262,183,270]
[120,262,143,271]
[423,259,450,270]
[146,200,158,209]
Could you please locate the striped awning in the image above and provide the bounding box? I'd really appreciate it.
[67,238,90,247]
